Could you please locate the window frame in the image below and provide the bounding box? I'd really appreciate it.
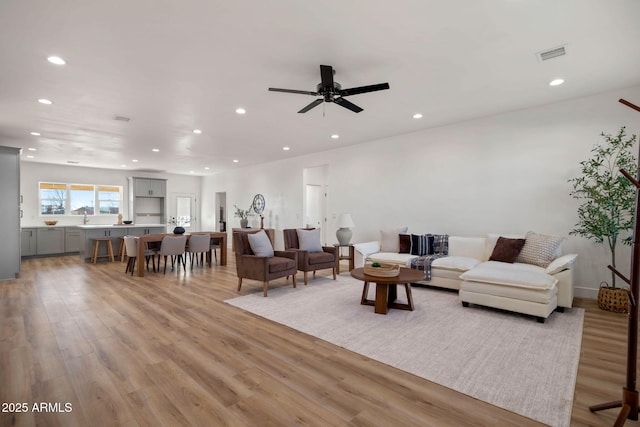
[38,182,123,217]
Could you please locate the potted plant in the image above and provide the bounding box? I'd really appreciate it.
[233,204,254,228]
[568,126,638,312]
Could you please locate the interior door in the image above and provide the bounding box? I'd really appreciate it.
[175,194,197,231]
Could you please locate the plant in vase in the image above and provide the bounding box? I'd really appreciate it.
[568,126,638,312]
[234,204,254,228]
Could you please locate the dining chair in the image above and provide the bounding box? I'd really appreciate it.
[123,236,156,275]
[208,237,222,265]
[157,235,187,274]
[186,234,211,269]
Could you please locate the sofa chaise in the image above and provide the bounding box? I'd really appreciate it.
[353,229,577,322]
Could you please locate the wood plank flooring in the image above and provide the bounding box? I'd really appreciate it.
[0,255,638,426]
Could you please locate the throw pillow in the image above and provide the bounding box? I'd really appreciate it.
[297,228,323,253]
[247,230,274,257]
[410,234,434,256]
[399,234,411,254]
[380,227,408,252]
[489,236,526,263]
[432,234,449,255]
[516,231,564,268]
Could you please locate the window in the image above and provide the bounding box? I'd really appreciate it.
[39,183,67,215]
[97,186,121,214]
[70,184,95,215]
[39,182,122,217]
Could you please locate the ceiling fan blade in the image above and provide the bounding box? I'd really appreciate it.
[298,99,324,113]
[269,88,318,96]
[320,65,334,90]
[334,97,363,113]
[339,82,390,97]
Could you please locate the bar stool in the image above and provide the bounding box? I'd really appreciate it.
[118,237,126,261]
[91,238,115,263]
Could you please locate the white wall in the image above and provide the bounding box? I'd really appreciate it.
[20,162,202,230]
[202,85,640,298]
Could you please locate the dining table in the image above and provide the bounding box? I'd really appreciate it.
[135,231,227,277]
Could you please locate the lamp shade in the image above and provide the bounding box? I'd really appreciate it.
[336,213,354,228]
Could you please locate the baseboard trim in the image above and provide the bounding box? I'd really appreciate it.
[574,286,599,300]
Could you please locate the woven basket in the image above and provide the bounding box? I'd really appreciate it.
[597,285,629,314]
[364,259,400,277]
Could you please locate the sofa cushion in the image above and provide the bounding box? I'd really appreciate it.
[516,231,564,268]
[297,228,323,253]
[431,256,481,272]
[399,234,411,254]
[268,256,296,273]
[449,236,486,259]
[489,237,526,263]
[460,261,558,290]
[461,280,558,304]
[380,227,408,252]
[366,252,417,267]
[247,230,274,257]
[411,234,434,256]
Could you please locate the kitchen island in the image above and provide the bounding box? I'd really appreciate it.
[76,224,167,262]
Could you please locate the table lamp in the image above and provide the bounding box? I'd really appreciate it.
[336,213,355,245]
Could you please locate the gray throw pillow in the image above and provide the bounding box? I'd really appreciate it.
[297,228,323,253]
[247,230,274,257]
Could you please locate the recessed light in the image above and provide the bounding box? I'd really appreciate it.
[152,148,160,152]
[132,159,139,163]
[283,146,290,151]
[47,56,66,65]
[121,164,127,167]
[331,134,339,139]
[38,98,53,105]
[204,167,210,170]
[413,113,423,119]
[30,131,41,136]
[26,155,34,159]
[28,148,37,151]
[549,78,565,86]
[193,129,202,134]
[233,159,239,163]
[236,108,246,114]
[189,171,194,174]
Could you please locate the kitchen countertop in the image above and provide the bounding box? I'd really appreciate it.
[75,224,166,229]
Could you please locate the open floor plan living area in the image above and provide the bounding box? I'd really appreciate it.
[2,1,640,426]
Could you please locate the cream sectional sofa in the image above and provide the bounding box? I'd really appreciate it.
[353,232,577,322]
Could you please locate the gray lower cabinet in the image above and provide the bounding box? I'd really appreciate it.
[37,227,65,255]
[21,228,37,256]
[65,228,82,253]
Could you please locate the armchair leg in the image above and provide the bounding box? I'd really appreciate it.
[333,267,336,280]
[304,271,308,285]
[263,281,269,297]
[237,277,243,291]
[292,274,297,288]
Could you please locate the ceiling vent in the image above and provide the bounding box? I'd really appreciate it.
[536,45,567,62]
[113,115,131,122]
[131,168,166,173]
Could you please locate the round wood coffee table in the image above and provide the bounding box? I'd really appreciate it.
[350,267,425,315]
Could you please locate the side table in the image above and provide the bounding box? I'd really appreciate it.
[333,244,355,274]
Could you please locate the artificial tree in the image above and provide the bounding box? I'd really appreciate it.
[569,126,637,290]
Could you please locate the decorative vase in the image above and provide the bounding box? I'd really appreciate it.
[597,285,629,313]
[336,227,352,245]
[240,218,248,228]
[173,226,185,234]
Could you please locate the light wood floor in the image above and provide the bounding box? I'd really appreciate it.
[0,255,638,426]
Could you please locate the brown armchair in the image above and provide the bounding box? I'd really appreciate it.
[234,230,297,297]
[283,228,338,285]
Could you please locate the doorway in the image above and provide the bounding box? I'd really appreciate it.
[303,165,328,244]
[175,194,197,231]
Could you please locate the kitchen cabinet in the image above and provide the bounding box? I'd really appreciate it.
[21,228,37,256]
[65,228,82,253]
[0,146,21,279]
[133,178,166,197]
[36,227,65,255]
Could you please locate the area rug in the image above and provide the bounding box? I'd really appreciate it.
[225,275,584,426]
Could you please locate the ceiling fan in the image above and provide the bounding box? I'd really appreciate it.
[268,65,390,114]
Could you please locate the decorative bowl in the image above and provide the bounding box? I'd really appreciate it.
[44,220,58,226]
[123,220,133,224]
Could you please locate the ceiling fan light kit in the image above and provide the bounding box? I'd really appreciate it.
[269,65,389,114]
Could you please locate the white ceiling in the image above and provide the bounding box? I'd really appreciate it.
[1,0,640,176]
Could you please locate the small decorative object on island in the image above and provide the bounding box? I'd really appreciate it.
[569,126,638,313]
[173,226,185,234]
[117,213,123,225]
[234,204,254,228]
[336,213,355,246]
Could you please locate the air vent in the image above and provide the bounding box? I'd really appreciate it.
[114,115,131,122]
[67,161,80,164]
[131,168,166,173]
[536,45,567,62]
